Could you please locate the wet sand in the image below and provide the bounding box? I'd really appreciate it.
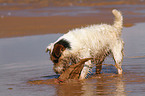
[0,15,145,38]
[0,0,145,96]
[0,0,145,38]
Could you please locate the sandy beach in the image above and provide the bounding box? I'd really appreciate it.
[0,0,145,96]
[0,15,145,38]
[0,0,145,38]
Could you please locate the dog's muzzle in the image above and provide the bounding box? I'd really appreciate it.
[53,66,64,74]
[53,60,69,74]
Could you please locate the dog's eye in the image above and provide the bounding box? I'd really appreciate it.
[53,60,58,63]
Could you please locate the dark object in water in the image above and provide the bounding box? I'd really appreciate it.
[27,59,114,85]
[57,58,92,83]
[28,58,92,85]
[28,78,56,85]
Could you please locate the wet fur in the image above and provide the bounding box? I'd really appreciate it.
[46,9,124,79]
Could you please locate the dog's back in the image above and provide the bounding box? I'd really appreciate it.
[60,9,123,55]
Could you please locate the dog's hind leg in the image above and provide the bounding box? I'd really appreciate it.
[111,40,124,74]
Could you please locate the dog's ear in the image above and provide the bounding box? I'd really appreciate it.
[46,43,53,53]
[52,44,65,58]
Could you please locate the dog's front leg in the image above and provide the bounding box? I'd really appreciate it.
[79,60,92,80]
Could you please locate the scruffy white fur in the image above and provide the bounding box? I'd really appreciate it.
[47,9,124,79]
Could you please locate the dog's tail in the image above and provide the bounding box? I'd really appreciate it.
[112,9,123,36]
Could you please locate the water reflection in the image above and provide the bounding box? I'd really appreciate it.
[55,73,126,96]
[115,77,126,96]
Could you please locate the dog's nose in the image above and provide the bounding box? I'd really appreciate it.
[55,71,59,74]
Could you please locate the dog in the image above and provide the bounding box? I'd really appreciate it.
[46,9,124,80]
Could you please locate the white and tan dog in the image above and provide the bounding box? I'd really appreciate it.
[46,9,124,79]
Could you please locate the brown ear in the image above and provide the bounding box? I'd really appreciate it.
[52,44,65,58]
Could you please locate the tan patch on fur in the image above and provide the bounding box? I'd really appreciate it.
[51,44,65,62]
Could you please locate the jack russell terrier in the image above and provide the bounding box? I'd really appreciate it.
[46,9,124,79]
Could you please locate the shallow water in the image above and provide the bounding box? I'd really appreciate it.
[0,4,145,18]
[0,0,145,19]
[0,23,145,96]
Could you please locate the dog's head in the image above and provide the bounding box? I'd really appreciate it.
[46,39,71,74]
